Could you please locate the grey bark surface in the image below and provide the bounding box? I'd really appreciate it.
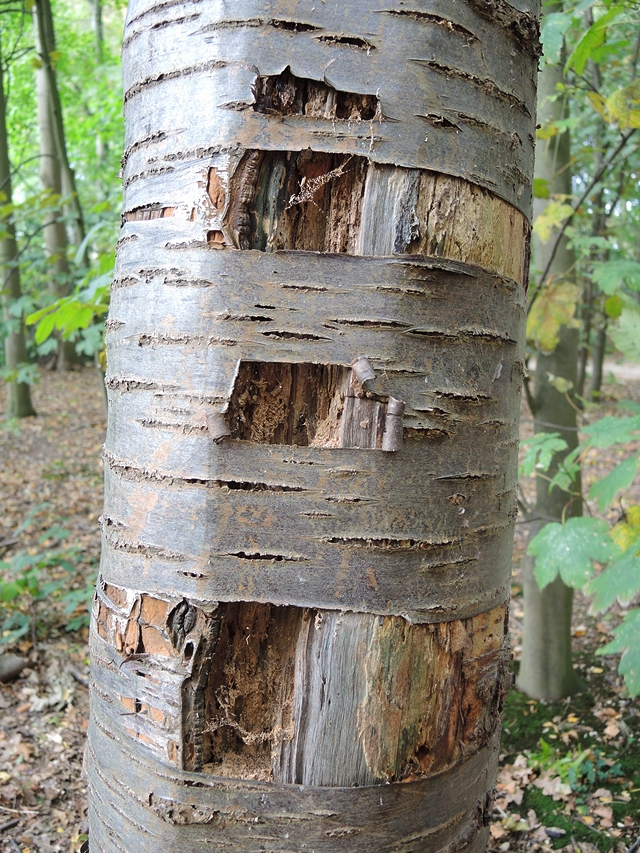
[0,48,36,418]
[517,46,584,701]
[88,1,539,849]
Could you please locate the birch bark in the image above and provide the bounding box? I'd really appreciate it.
[88,1,540,848]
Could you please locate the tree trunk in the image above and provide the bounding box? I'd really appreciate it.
[0,43,36,419]
[89,0,104,62]
[88,1,540,849]
[34,0,86,254]
[588,322,607,398]
[517,37,584,700]
[33,0,80,370]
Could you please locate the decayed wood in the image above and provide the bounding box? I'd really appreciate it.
[224,150,529,285]
[173,142,521,788]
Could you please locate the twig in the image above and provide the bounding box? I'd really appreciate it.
[9,838,21,853]
[627,837,640,853]
[0,805,39,815]
[0,818,19,833]
[68,665,89,689]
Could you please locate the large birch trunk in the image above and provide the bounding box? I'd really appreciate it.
[88,1,540,849]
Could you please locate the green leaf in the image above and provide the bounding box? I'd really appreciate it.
[533,201,574,243]
[565,5,623,76]
[547,372,573,394]
[533,178,551,199]
[527,280,580,354]
[605,79,640,130]
[529,517,619,590]
[610,505,640,553]
[520,432,568,477]
[0,580,24,603]
[548,448,581,493]
[582,414,640,448]
[611,306,640,361]
[589,454,639,511]
[600,608,640,696]
[587,547,640,612]
[541,12,572,65]
[619,400,640,415]
[34,311,57,345]
[604,294,623,318]
[591,259,640,294]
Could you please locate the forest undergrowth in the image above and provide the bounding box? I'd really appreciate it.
[0,367,638,853]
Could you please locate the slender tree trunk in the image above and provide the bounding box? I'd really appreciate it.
[88,2,540,848]
[89,0,104,62]
[517,42,584,700]
[0,45,36,418]
[34,0,86,254]
[33,0,80,370]
[588,321,607,398]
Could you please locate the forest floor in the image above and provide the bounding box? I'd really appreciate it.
[0,367,639,853]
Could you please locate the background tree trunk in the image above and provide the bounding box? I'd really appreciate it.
[88,1,540,849]
[517,40,585,700]
[34,0,86,256]
[0,42,36,418]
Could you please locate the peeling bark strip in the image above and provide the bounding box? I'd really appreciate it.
[88,694,500,851]
[119,0,537,217]
[89,0,539,849]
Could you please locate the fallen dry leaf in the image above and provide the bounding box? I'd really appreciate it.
[533,772,572,801]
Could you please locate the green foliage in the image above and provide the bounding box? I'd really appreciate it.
[541,12,573,65]
[525,410,640,694]
[527,738,623,794]
[591,259,640,295]
[589,453,639,510]
[582,413,640,448]
[520,432,569,477]
[533,201,575,243]
[611,303,640,361]
[25,250,113,356]
[565,5,624,76]
[533,177,551,199]
[0,520,94,642]
[0,0,123,377]
[587,547,640,610]
[600,608,640,695]
[529,517,619,590]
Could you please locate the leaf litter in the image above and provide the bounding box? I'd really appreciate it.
[0,368,105,852]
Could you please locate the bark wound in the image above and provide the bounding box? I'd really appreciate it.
[222,150,529,283]
[227,361,398,450]
[123,204,175,222]
[253,67,379,121]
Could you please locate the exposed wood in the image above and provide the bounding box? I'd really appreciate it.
[92,577,510,785]
[225,151,529,286]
